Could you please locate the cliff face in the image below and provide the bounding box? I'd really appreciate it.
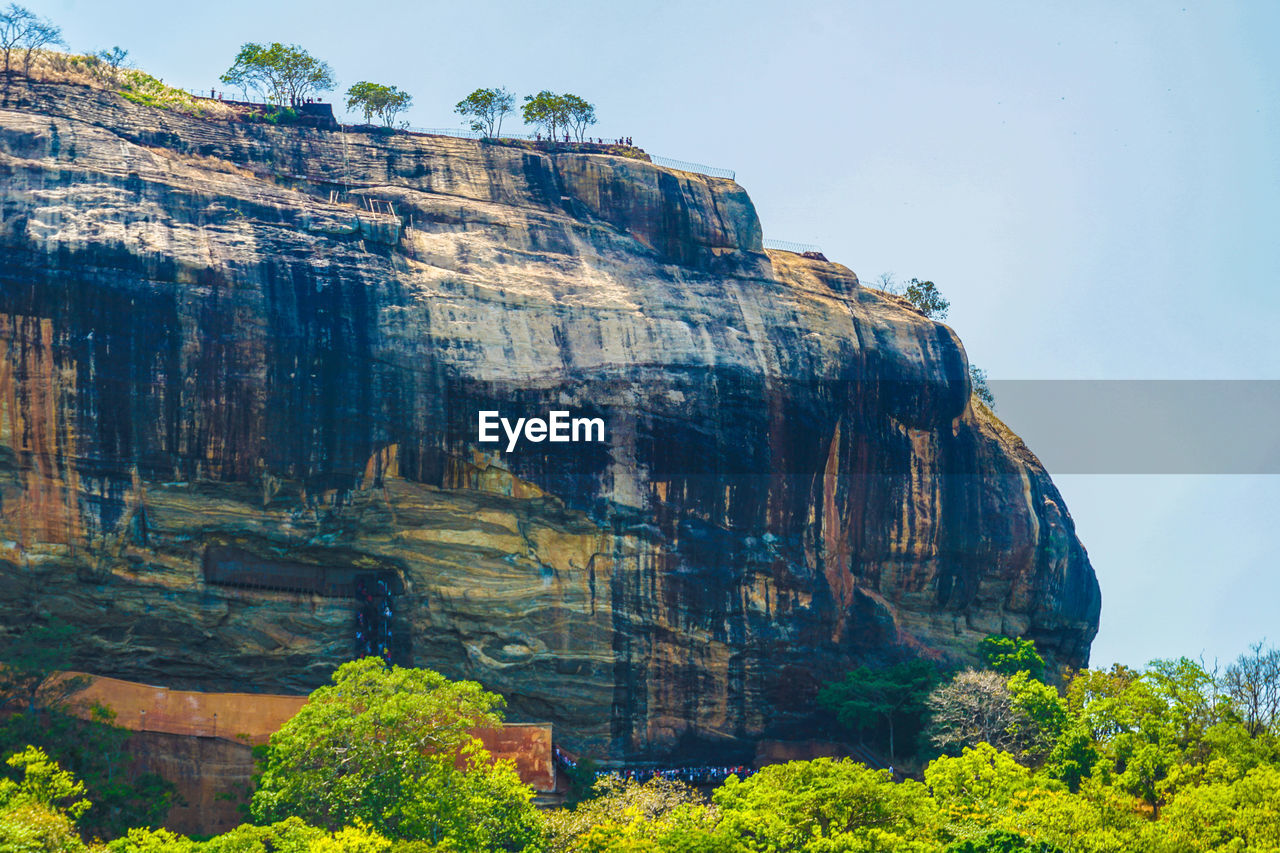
[0,81,1100,760]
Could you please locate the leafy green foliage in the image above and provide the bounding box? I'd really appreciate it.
[0,747,89,853]
[0,800,88,852]
[969,364,995,408]
[560,94,596,142]
[220,42,334,106]
[560,756,600,808]
[0,706,175,838]
[0,746,90,820]
[106,817,399,852]
[521,90,568,140]
[818,659,940,760]
[345,82,412,127]
[980,635,1046,681]
[903,277,949,319]
[713,758,927,851]
[455,87,515,137]
[0,645,1276,851]
[117,69,221,115]
[521,91,596,141]
[94,46,128,71]
[947,829,1064,853]
[250,658,541,850]
[1161,764,1280,851]
[1007,671,1071,758]
[0,620,175,838]
[104,826,200,852]
[543,776,703,851]
[1043,727,1099,793]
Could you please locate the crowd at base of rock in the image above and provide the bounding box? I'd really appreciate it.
[600,766,756,785]
[554,746,755,786]
[354,576,394,664]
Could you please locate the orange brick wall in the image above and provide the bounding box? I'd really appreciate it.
[54,671,555,835]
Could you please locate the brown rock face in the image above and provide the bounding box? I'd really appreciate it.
[0,81,1100,761]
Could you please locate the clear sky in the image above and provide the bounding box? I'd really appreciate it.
[25,0,1280,670]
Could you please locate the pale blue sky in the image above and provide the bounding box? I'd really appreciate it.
[27,0,1280,670]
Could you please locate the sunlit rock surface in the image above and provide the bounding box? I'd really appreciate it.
[0,80,1100,760]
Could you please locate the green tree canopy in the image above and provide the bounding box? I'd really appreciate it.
[543,775,703,851]
[970,364,996,408]
[345,82,412,127]
[455,86,515,138]
[0,746,90,853]
[1067,658,1221,818]
[1160,764,1280,851]
[818,658,940,760]
[521,90,569,140]
[903,277,950,319]
[980,634,1046,681]
[521,91,597,142]
[560,93,596,141]
[249,658,541,850]
[711,758,926,852]
[219,42,334,106]
[1,703,174,839]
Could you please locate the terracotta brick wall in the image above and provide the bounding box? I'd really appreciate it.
[54,672,555,836]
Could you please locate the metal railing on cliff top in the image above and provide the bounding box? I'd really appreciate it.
[762,239,823,254]
[648,155,735,180]
[404,127,737,181]
[189,93,738,180]
[189,94,817,247]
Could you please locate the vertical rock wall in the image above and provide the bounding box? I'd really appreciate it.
[0,80,1099,760]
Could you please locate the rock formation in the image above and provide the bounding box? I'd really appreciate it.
[0,80,1100,761]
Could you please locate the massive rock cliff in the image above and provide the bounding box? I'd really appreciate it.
[0,80,1100,761]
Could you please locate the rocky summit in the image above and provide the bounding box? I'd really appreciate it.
[0,80,1099,761]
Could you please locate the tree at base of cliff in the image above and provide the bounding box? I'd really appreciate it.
[0,618,175,839]
[817,659,940,762]
[249,658,542,851]
[0,746,91,853]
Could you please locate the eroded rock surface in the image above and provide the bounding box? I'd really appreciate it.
[0,81,1099,760]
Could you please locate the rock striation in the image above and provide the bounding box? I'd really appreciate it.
[0,80,1100,761]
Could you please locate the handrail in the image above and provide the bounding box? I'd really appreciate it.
[184,97,741,183]
[649,155,735,180]
[400,125,537,140]
[763,238,822,254]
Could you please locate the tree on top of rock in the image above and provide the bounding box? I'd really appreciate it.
[521,91,597,142]
[562,93,597,141]
[904,278,949,319]
[818,658,941,761]
[0,4,63,81]
[220,42,334,106]
[346,82,412,127]
[456,86,515,138]
[522,90,569,140]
